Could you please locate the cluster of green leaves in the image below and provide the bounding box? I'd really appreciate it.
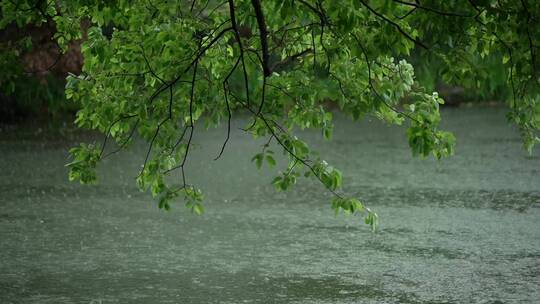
[393,0,540,150]
[331,197,377,230]
[157,186,205,214]
[3,0,538,229]
[252,149,276,169]
[66,143,100,184]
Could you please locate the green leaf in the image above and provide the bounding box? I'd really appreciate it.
[251,153,264,169]
[192,202,205,215]
[266,155,276,167]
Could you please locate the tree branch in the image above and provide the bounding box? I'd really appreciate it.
[228,0,251,107]
[352,33,421,124]
[392,0,473,18]
[214,55,242,160]
[99,114,137,159]
[251,0,271,76]
[358,0,428,50]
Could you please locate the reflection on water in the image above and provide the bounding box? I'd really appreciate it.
[0,107,539,303]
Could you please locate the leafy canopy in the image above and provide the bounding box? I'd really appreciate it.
[2,0,539,229]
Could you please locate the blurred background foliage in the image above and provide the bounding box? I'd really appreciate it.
[0,20,81,125]
[410,50,509,105]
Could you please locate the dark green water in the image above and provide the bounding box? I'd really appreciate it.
[1,107,539,303]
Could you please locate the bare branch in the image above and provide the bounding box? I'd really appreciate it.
[214,55,242,160]
[99,114,137,159]
[181,57,199,168]
[102,119,140,159]
[139,117,170,177]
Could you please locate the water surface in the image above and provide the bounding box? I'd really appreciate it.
[1,107,539,303]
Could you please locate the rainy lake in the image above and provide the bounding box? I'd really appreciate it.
[1,106,539,303]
